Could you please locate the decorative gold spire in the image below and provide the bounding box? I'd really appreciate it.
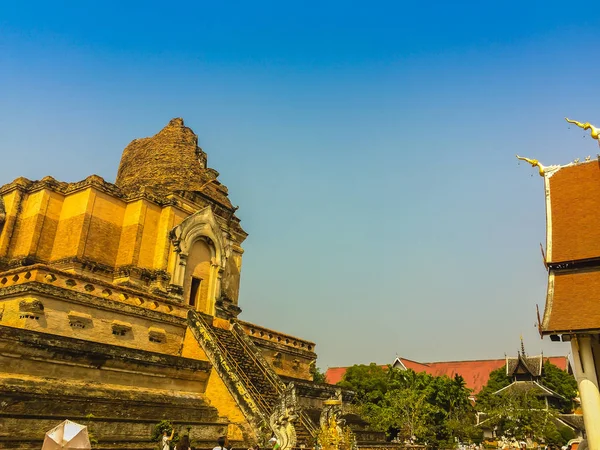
[516,155,546,176]
[565,117,600,141]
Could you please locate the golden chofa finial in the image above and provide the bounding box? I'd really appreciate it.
[565,117,600,141]
[516,155,546,176]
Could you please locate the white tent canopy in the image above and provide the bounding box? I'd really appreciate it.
[42,419,91,450]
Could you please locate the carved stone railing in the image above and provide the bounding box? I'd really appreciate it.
[0,265,188,319]
[231,321,287,390]
[238,321,316,353]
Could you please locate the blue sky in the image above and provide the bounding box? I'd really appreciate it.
[1,1,599,369]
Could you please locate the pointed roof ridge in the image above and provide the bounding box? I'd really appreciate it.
[507,353,544,377]
[425,357,504,364]
[398,356,431,366]
[493,380,564,398]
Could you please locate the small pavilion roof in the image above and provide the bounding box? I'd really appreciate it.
[507,354,543,377]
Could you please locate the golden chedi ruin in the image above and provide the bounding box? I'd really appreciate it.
[0,119,352,449]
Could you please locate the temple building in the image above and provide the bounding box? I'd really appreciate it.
[0,119,344,449]
[326,354,571,397]
[327,350,581,438]
[494,348,566,406]
[519,131,600,450]
[478,348,582,439]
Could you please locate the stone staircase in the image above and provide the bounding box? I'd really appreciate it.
[187,311,317,448]
[209,326,280,410]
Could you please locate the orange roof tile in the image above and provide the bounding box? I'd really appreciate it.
[325,366,356,384]
[325,365,390,385]
[420,359,505,393]
[547,161,600,263]
[543,270,600,333]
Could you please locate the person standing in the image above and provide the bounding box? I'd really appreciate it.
[212,436,228,450]
[176,435,192,450]
[162,429,175,450]
[268,437,280,450]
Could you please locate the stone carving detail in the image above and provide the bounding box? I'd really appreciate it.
[18,298,44,320]
[167,284,184,296]
[169,206,232,309]
[148,327,167,343]
[19,299,44,313]
[169,206,227,264]
[269,383,299,450]
[221,255,241,305]
[214,293,242,319]
[319,389,344,431]
[272,352,283,368]
[566,117,600,141]
[68,311,93,329]
[111,320,132,336]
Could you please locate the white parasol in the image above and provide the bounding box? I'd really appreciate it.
[42,419,92,450]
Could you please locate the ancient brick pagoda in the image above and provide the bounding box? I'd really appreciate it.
[0,119,345,450]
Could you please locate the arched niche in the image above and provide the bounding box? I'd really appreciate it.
[169,206,228,315]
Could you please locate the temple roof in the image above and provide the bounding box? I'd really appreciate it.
[543,270,600,333]
[545,159,600,263]
[540,159,600,333]
[402,358,507,394]
[507,354,543,378]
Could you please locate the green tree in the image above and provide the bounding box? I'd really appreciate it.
[432,375,477,445]
[375,369,440,443]
[311,364,327,383]
[371,384,438,443]
[541,361,578,413]
[338,363,390,405]
[341,366,476,447]
[477,367,511,408]
[480,384,557,441]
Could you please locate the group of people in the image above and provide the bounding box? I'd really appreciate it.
[161,429,193,450]
[161,430,281,450]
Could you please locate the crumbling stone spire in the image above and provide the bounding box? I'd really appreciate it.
[116,118,215,195]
